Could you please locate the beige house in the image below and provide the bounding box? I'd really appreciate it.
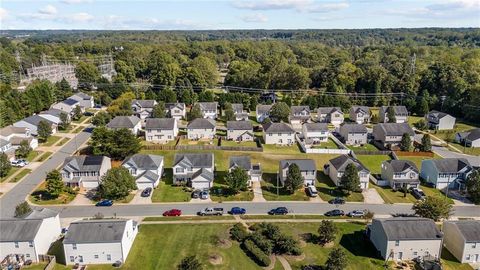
[338,123,368,146]
[349,106,370,124]
[187,118,216,140]
[443,220,480,263]
[256,104,272,123]
[231,103,249,121]
[106,116,142,135]
[372,123,415,149]
[289,106,311,126]
[325,155,370,190]
[278,159,316,186]
[131,99,157,120]
[198,102,218,119]
[226,121,254,141]
[263,122,295,145]
[145,118,178,143]
[381,160,420,190]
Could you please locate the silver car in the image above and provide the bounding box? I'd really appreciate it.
[347,210,365,217]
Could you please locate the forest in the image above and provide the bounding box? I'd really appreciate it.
[0,28,479,127]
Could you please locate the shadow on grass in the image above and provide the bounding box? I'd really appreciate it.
[31,190,58,201]
[339,231,381,259]
[261,173,296,196]
[48,238,66,265]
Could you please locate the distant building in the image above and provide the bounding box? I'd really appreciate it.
[379,106,409,123]
[231,103,249,121]
[349,106,370,124]
[278,159,317,186]
[23,63,78,89]
[0,125,38,151]
[289,106,311,126]
[443,220,480,263]
[317,107,344,126]
[302,123,329,144]
[263,122,295,145]
[372,123,415,149]
[256,104,272,123]
[60,155,111,189]
[165,103,186,120]
[198,102,218,119]
[425,111,455,130]
[13,115,57,136]
[338,123,368,146]
[229,156,257,187]
[51,98,83,116]
[69,92,94,109]
[38,108,67,125]
[106,116,142,135]
[131,99,157,120]
[187,118,216,140]
[226,121,254,142]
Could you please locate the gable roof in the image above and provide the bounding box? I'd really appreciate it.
[63,219,129,244]
[280,159,316,171]
[165,103,186,110]
[191,168,214,182]
[464,128,480,141]
[256,104,272,114]
[431,158,471,173]
[40,108,64,118]
[317,107,343,114]
[24,208,58,220]
[132,99,156,108]
[263,122,295,133]
[0,219,43,242]
[427,110,452,120]
[62,155,109,172]
[231,103,244,113]
[229,156,252,171]
[373,218,442,241]
[107,116,141,129]
[62,98,79,106]
[198,102,218,111]
[384,160,418,173]
[329,155,368,173]
[21,115,55,126]
[145,118,176,129]
[122,154,163,170]
[351,106,370,114]
[0,125,27,136]
[70,92,92,101]
[291,106,310,115]
[187,118,216,129]
[340,123,367,133]
[173,153,214,168]
[303,123,328,132]
[381,106,408,115]
[227,121,253,130]
[0,138,11,148]
[445,220,480,242]
[375,123,415,136]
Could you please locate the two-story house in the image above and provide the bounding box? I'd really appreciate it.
[338,123,368,146]
[131,99,157,120]
[289,106,311,126]
[187,118,216,140]
[229,156,256,187]
[302,123,329,144]
[381,160,420,190]
[69,92,94,108]
[231,103,249,121]
[106,115,142,135]
[379,106,409,123]
[317,107,344,126]
[367,218,443,261]
[443,220,480,263]
[226,121,254,142]
[278,159,317,186]
[256,104,272,123]
[60,155,112,189]
[165,103,187,120]
[325,154,370,189]
[420,158,472,190]
[263,122,295,145]
[456,128,480,148]
[51,98,83,116]
[198,102,218,119]
[13,115,57,136]
[372,123,415,150]
[172,153,214,190]
[0,125,38,150]
[38,108,68,126]
[145,118,178,143]
[425,111,456,130]
[349,106,370,124]
[122,154,163,190]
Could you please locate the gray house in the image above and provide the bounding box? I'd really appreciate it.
[226,121,254,141]
[60,155,111,189]
[289,106,311,125]
[198,102,218,119]
[38,108,68,125]
[13,115,57,136]
[51,98,82,116]
[106,116,142,135]
[69,92,94,108]
[317,107,344,125]
[420,158,472,190]
[372,123,415,149]
[256,104,272,123]
[187,118,216,140]
[338,123,368,146]
[229,156,259,186]
[349,106,370,124]
[381,160,419,190]
[325,155,370,189]
[443,220,480,263]
[263,122,295,145]
[379,106,409,123]
[231,103,249,121]
[131,99,157,120]
[145,118,178,143]
[122,154,164,189]
[165,103,186,120]
[302,123,329,143]
[172,153,214,190]
[425,111,456,130]
[456,128,480,148]
[278,159,316,186]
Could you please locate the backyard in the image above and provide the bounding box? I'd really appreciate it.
[356,154,391,174]
[220,139,258,148]
[310,138,339,149]
[347,143,379,151]
[178,138,219,146]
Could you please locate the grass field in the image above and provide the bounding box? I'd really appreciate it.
[401,153,442,169]
[178,138,219,146]
[370,183,417,204]
[316,172,364,202]
[261,173,310,201]
[30,182,76,205]
[356,155,391,174]
[448,142,480,156]
[26,150,41,162]
[1,167,19,182]
[37,151,53,162]
[441,248,475,270]
[347,143,379,151]
[221,140,258,147]
[310,138,339,149]
[210,180,254,202]
[41,135,62,146]
[72,115,90,124]
[56,137,70,146]
[9,168,32,182]
[262,143,302,154]
[151,169,191,202]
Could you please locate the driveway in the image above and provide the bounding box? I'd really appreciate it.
[252,181,266,202]
[362,188,384,204]
[130,190,152,204]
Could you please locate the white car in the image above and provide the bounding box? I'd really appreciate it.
[10,160,26,167]
[306,185,318,197]
[347,210,366,217]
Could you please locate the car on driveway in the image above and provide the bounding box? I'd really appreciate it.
[191,190,201,199]
[200,190,209,200]
[410,188,426,200]
[229,207,246,215]
[10,160,26,167]
[141,187,152,197]
[268,207,288,215]
[328,197,345,205]
[347,210,365,217]
[325,209,344,217]
[163,209,182,216]
[95,200,113,207]
[306,185,318,197]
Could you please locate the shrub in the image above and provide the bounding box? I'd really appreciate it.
[249,232,273,254]
[230,223,249,242]
[275,234,302,255]
[243,239,271,267]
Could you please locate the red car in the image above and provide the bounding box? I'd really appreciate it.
[163,209,182,217]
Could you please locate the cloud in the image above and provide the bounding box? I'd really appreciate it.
[240,13,268,22]
[233,0,313,11]
[307,2,349,13]
[38,5,58,15]
[384,0,480,21]
[100,15,212,30]
[68,12,94,22]
[427,0,480,10]
[60,0,93,4]
[0,8,8,21]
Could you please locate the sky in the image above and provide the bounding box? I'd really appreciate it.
[0,0,479,30]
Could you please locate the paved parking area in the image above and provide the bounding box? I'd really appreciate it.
[362,188,384,204]
[130,190,152,204]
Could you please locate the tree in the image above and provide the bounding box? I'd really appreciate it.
[400,133,412,152]
[98,167,136,200]
[14,201,32,218]
[325,248,347,270]
[188,104,203,121]
[59,112,70,130]
[414,119,428,131]
[55,78,73,101]
[89,127,141,160]
[45,170,64,198]
[148,50,181,86]
[0,152,12,177]
[197,90,215,102]
[224,108,235,121]
[152,102,166,118]
[15,140,32,159]
[157,88,177,103]
[420,134,432,152]
[177,255,202,270]
[75,61,101,90]
[340,163,360,193]
[412,196,453,221]
[466,169,480,204]
[387,106,396,123]
[37,120,52,142]
[72,106,83,121]
[224,167,248,194]
[269,102,290,122]
[91,111,111,126]
[317,220,338,246]
[417,94,430,116]
[284,163,304,194]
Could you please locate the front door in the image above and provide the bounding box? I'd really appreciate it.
[397,252,403,260]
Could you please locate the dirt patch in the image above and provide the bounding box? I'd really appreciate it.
[217,238,232,249]
[323,241,335,248]
[298,239,307,248]
[285,253,306,262]
[208,254,223,265]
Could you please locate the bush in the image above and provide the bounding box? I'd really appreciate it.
[243,239,271,267]
[249,232,273,254]
[230,223,249,242]
[275,234,302,255]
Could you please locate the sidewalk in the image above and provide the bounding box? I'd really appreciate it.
[252,181,266,202]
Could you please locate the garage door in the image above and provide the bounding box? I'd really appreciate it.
[192,181,210,190]
[137,182,153,190]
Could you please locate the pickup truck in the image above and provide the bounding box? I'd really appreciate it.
[197,207,224,216]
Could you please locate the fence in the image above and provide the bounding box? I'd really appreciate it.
[354,150,392,155]
[305,148,351,154]
[394,151,434,157]
[143,141,263,152]
[38,255,56,270]
[370,175,389,186]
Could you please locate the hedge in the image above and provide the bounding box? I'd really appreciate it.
[230,223,249,242]
[243,239,271,267]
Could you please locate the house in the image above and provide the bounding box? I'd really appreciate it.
[420,158,472,190]
[0,209,61,263]
[145,118,178,143]
[229,156,257,186]
[289,106,311,125]
[367,218,443,261]
[226,121,254,142]
[198,102,218,119]
[317,107,344,125]
[187,118,216,140]
[256,104,272,123]
[372,123,415,149]
[122,154,164,189]
[60,155,111,189]
[13,115,57,136]
[443,220,480,263]
[231,103,249,121]
[51,98,82,115]
[63,219,138,265]
[278,159,316,186]
[425,111,456,130]
[325,155,370,189]
[302,123,329,143]
[0,139,15,160]
[69,92,94,108]
[165,103,186,120]
[263,122,295,145]
[349,106,370,124]
[338,123,368,146]
[456,128,480,148]
[172,153,214,189]
[131,99,157,120]
[0,125,38,150]
[381,160,420,190]
[379,106,409,123]
[106,115,141,135]
[38,108,68,125]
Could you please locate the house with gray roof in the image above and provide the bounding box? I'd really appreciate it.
[338,123,368,146]
[231,103,249,121]
[13,115,57,136]
[456,128,480,148]
[289,106,311,126]
[122,154,164,189]
[198,102,218,119]
[106,115,141,135]
[60,155,111,189]
[256,104,272,123]
[381,160,419,190]
[63,219,138,265]
[317,107,344,125]
[165,102,186,120]
[187,118,216,140]
[368,218,443,261]
[443,220,480,263]
[51,98,83,115]
[0,125,38,155]
[145,118,178,143]
[425,110,456,130]
[302,123,329,144]
[379,106,409,123]
[173,153,214,189]
[229,156,260,186]
[373,123,415,149]
[131,99,157,120]
[420,158,472,191]
[325,155,370,189]
[38,108,69,125]
[69,92,94,108]
[278,159,317,186]
[263,122,295,145]
[0,138,14,161]
[226,121,254,142]
[349,106,371,124]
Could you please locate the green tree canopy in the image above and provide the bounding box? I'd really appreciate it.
[412,196,453,221]
[340,163,360,193]
[37,120,52,142]
[224,167,249,194]
[325,248,347,270]
[177,255,203,270]
[188,104,203,121]
[400,133,412,152]
[269,102,290,122]
[466,169,480,204]
[45,170,64,198]
[89,127,141,160]
[14,201,32,218]
[98,167,137,200]
[285,163,304,194]
[15,140,32,159]
[420,134,432,152]
[91,111,111,126]
[317,220,338,246]
[0,152,11,177]
[75,61,101,90]
[387,106,396,123]
[152,102,166,118]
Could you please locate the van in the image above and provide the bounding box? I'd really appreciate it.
[306,185,318,197]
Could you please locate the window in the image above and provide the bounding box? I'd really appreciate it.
[413,252,418,256]
[79,256,83,263]
[175,168,184,173]
[72,244,77,250]
[94,255,99,259]
[28,241,33,247]
[395,240,400,246]
[26,254,30,258]
[472,243,477,248]
[69,256,74,262]
[466,255,471,260]
[107,254,111,261]
[14,242,19,248]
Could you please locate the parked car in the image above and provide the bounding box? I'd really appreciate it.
[191,190,201,199]
[229,207,246,215]
[268,207,288,215]
[347,210,365,217]
[95,200,113,207]
[411,188,426,200]
[198,207,224,216]
[163,209,182,216]
[325,209,345,217]
[200,190,209,200]
[306,185,318,197]
[141,187,152,197]
[17,159,28,165]
[328,197,345,205]
[10,160,26,167]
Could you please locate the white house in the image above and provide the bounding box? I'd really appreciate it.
[0,208,61,263]
[122,154,164,189]
[325,154,370,190]
[0,138,15,160]
[289,106,311,126]
[256,104,272,123]
[226,121,254,141]
[106,116,142,135]
[198,102,218,119]
[0,125,38,150]
[231,103,249,121]
[51,98,82,116]
[263,122,295,145]
[425,111,456,130]
[278,159,317,186]
[60,155,111,189]
[379,106,409,123]
[131,99,157,120]
[172,153,214,190]
[165,103,186,120]
[443,220,480,263]
[69,92,94,108]
[229,156,255,187]
[187,118,216,140]
[420,158,472,191]
[456,128,480,148]
[63,219,138,265]
[145,118,178,143]
[13,115,57,136]
[381,160,420,190]
[302,123,329,143]
[338,123,368,146]
[317,107,344,126]
[349,106,370,124]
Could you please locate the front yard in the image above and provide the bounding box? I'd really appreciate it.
[316,172,364,202]
[9,168,32,183]
[210,173,254,202]
[29,182,76,205]
[369,182,417,204]
[151,169,191,202]
[260,173,310,201]
[41,135,62,146]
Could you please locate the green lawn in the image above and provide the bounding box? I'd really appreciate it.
[41,135,62,146]
[449,142,480,156]
[370,183,417,204]
[420,184,454,204]
[261,173,310,201]
[178,138,219,146]
[347,143,379,151]
[143,216,235,221]
[30,182,76,205]
[72,126,84,133]
[356,155,391,174]
[56,137,70,146]
[1,167,19,182]
[58,125,74,133]
[37,151,53,162]
[441,247,475,270]
[210,179,254,202]
[9,168,32,182]
[262,143,302,154]
[142,139,178,147]
[221,140,258,147]
[311,138,339,149]
[316,172,364,202]
[72,115,90,124]
[26,150,41,162]
[151,169,191,202]
[114,193,135,203]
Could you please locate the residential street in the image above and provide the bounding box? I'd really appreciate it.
[432,146,480,167]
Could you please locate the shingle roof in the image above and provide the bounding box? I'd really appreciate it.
[374,218,442,241]
[62,98,79,106]
[427,110,451,120]
[229,156,252,171]
[70,92,92,100]
[0,125,27,136]
[132,99,156,108]
[231,103,244,113]
[227,121,253,130]
[63,219,129,244]
[198,102,218,111]
[329,155,368,172]
[22,115,55,126]
[107,116,141,129]
[303,123,328,132]
[122,154,163,170]
[40,108,64,118]
[145,118,176,129]
[24,208,58,220]
[280,159,316,171]
[263,122,295,133]
[256,104,272,114]
[381,106,408,115]
[165,103,186,110]
[464,128,480,141]
[317,107,343,114]
[187,118,216,129]
[375,123,415,136]
[291,106,310,115]
[0,138,10,148]
[0,219,43,242]
[446,220,480,242]
[431,158,471,173]
[191,168,214,182]
[173,153,214,168]
[340,123,367,133]
[62,155,109,172]
[351,106,370,114]
[384,160,418,173]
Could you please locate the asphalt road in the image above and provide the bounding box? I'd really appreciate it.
[432,146,480,167]
[0,128,93,218]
